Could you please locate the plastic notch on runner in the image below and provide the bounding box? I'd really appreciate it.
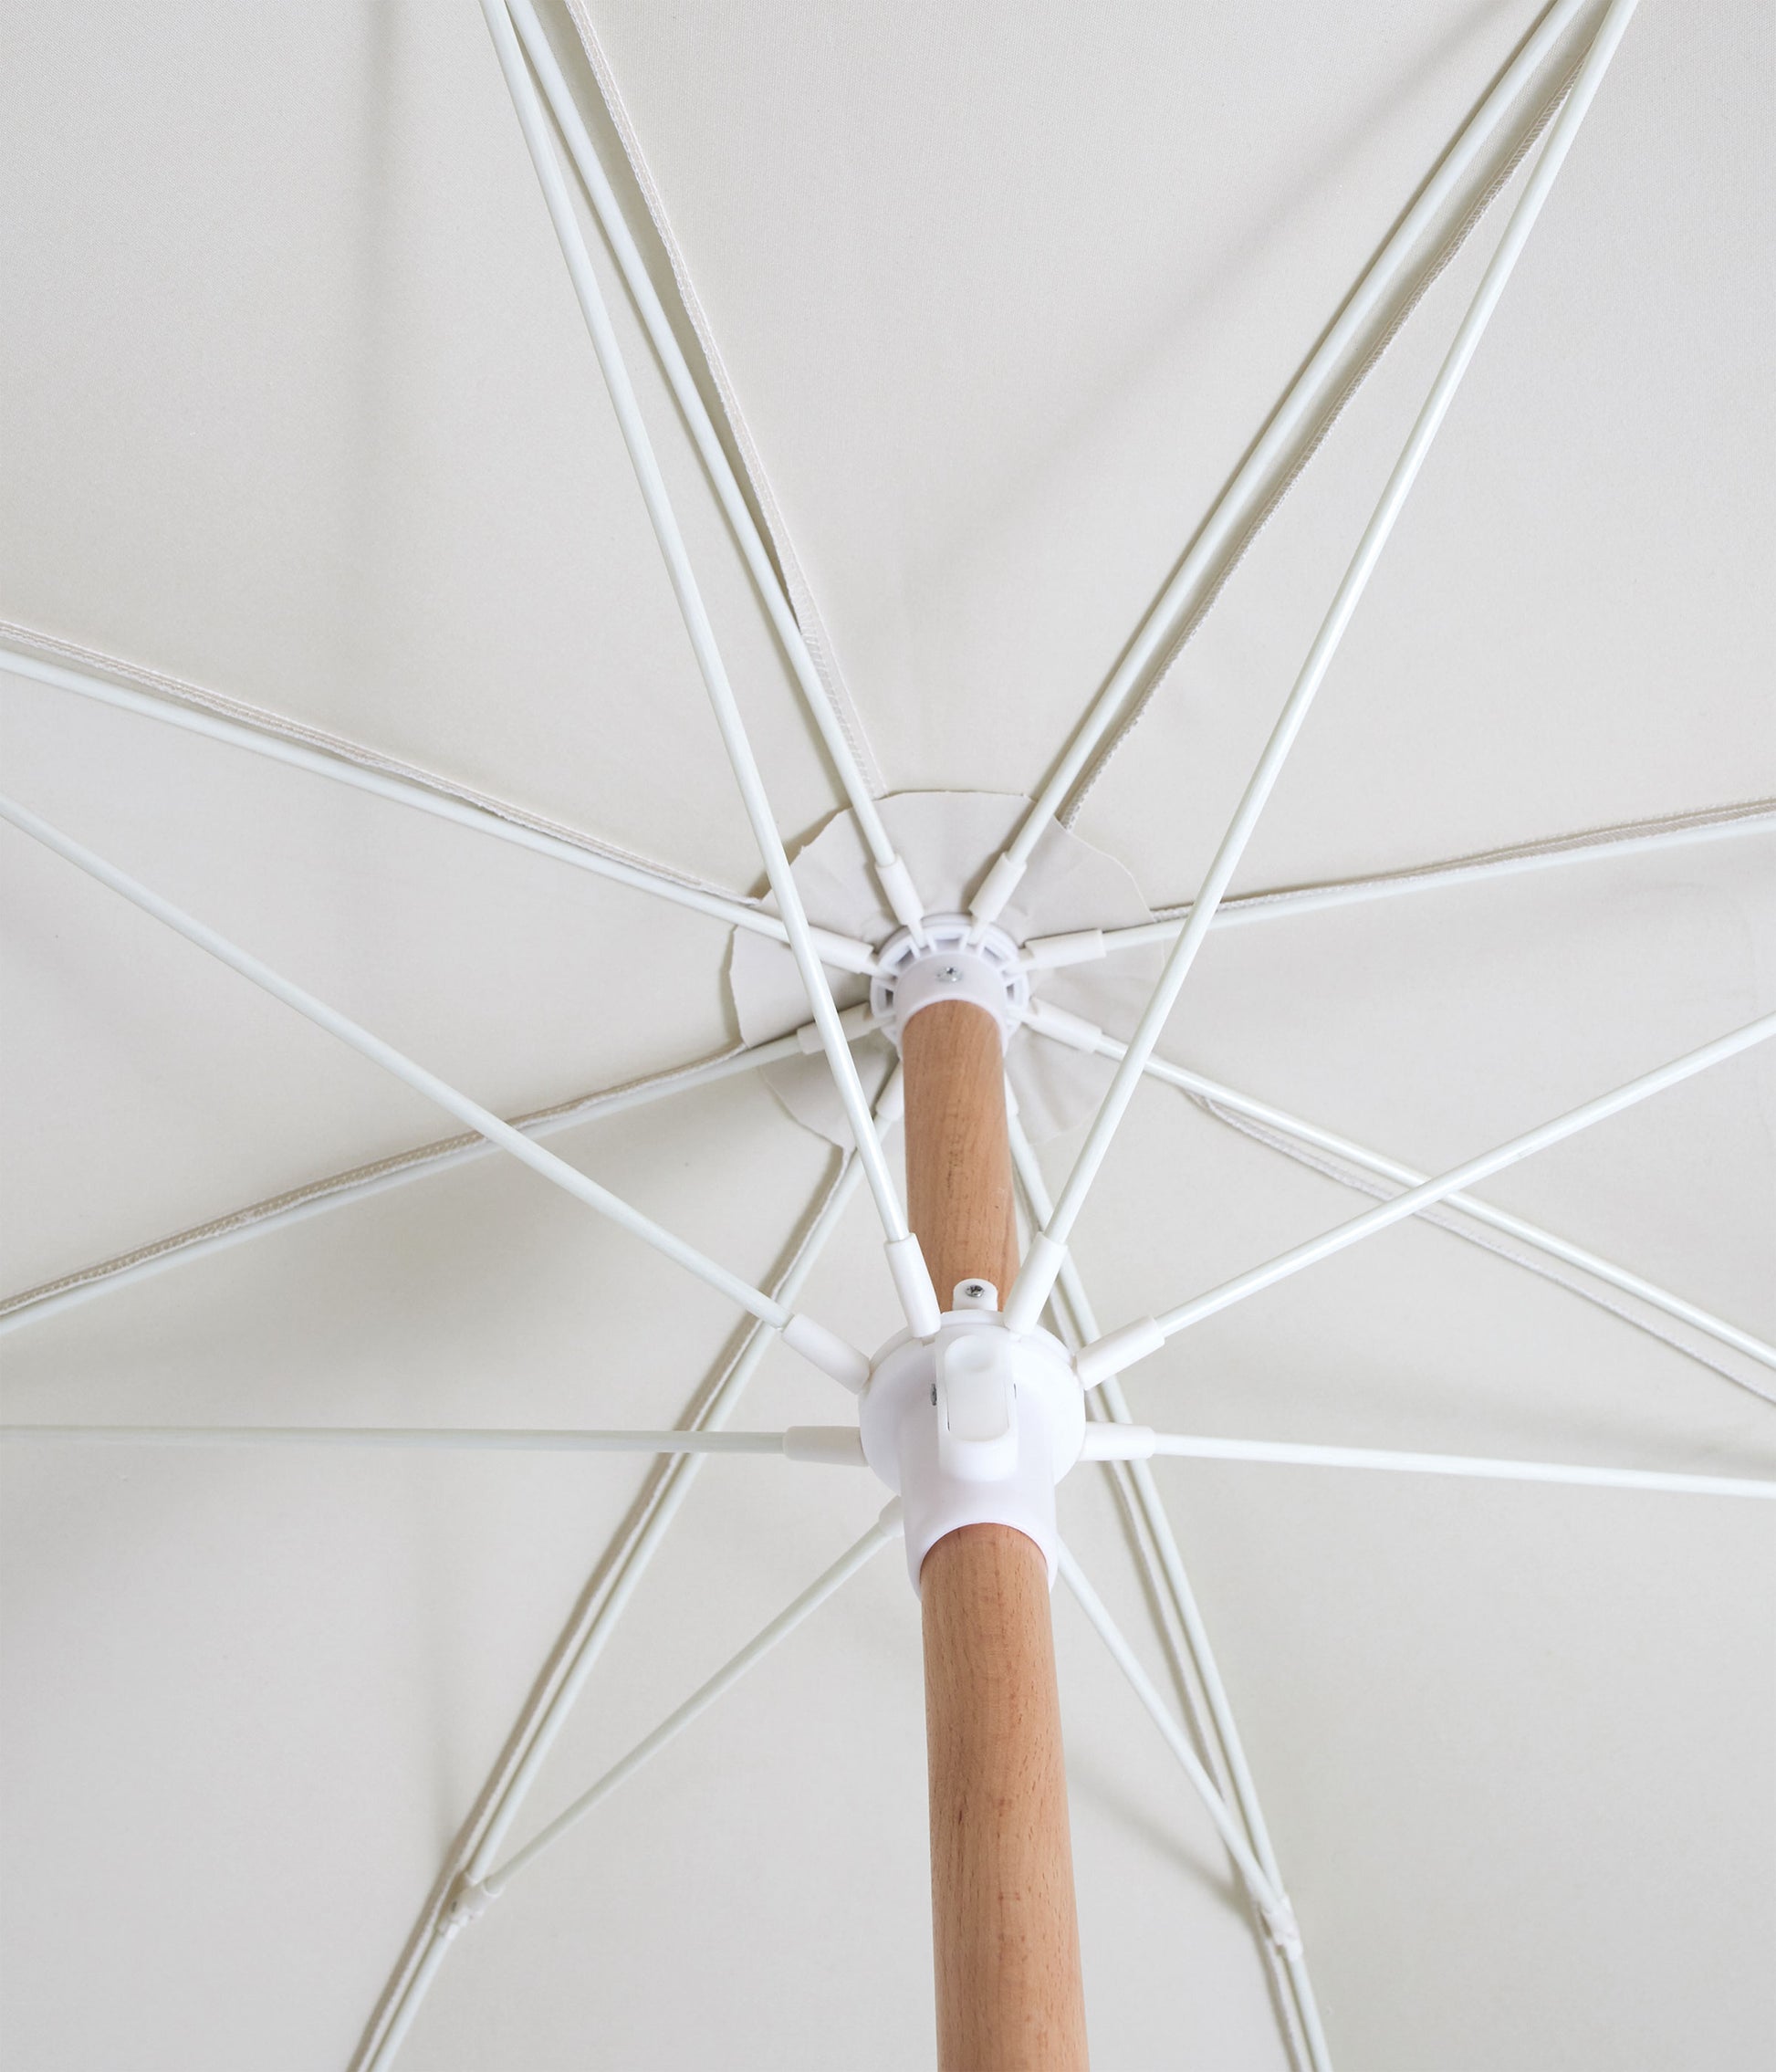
[935,1331,1019,1482]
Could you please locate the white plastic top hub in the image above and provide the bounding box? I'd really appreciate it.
[859,1296,1085,1590]
[869,914,1029,1052]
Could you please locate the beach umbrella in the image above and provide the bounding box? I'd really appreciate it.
[2,0,1771,2065]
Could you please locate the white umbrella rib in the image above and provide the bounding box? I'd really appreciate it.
[464,1509,901,1900]
[1008,1110,1332,2072]
[357,1090,897,2067]
[0,792,870,1390]
[1098,1434,1776,1502]
[0,643,874,977]
[1024,801,1776,968]
[0,1426,840,1456]
[0,1013,877,1339]
[1076,1007,1776,1381]
[478,0,938,1336]
[456,1086,893,1882]
[503,0,929,943]
[966,0,1602,937]
[1004,0,1644,1336]
[360,1510,900,2072]
[1055,1546,1302,1950]
[1022,1007,1776,1388]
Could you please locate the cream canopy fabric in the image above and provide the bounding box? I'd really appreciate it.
[2,2,1772,2067]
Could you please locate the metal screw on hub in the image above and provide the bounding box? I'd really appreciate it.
[965,1282,987,1299]
[936,965,963,984]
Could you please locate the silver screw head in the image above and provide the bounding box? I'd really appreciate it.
[936,963,963,984]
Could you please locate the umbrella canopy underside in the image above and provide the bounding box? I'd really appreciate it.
[2,2,1771,2067]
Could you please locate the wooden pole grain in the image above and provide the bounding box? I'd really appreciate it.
[902,999,1089,2070]
[902,998,1019,1305]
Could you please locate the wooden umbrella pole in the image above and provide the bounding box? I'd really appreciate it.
[903,999,1089,2070]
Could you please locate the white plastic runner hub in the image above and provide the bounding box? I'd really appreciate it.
[870,914,1029,1052]
[859,1306,1086,1587]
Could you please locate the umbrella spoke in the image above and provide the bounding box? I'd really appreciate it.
[358,1096,896,2065]
[1009,1111,1332,2072]
[966,0,1601,941]
[441,1511,901,1914]
[1081,1395,1336,2072]
[0,792,872,1390]
[1074,1008,1776,1380]
[1,642,875,977]
[0,1425,830,1456]
[1094,1432,1776,1502]
[366,1499,901,2072]
[1055,1547,1301,1948]
[1024,801,1776,968]
[478,0,939,1337]
[1005,0,1644,1338]
[1023,1005,1776,1389]
[501,0,931,948]
[0,1014,877,1339]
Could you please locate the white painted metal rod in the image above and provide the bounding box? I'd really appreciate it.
[1010,1119,1315,1909]
[1152,1062,1776,1374]
[454,1162,865,1892]
[1056,1545,1297,1944]
[461,1128,883,1888]
[1131,1008,1776,1352]
[1034,804,1776,963]
[1008,1114,1331,2071]
[1007,0,1641,1336]
[358,1148,877,2068]
[1022,1006,1776,1376]
[967,0,1597,934]
[0,1425,825,1456]
[0,1012,875,1339]
[1133,1434,1776,1501]
[363,1932,451,2072]
[0,644,875,976]
[0,792,874,1386]
[502,0,927,940]
[472,1508,901,1898]
[1091,1387,1335,2072]
[479,1,926,1325]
